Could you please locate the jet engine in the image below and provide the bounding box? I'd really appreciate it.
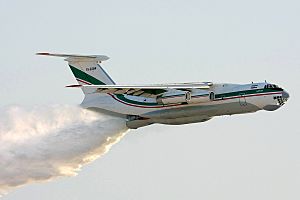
[156,90,190,105]
[156,90,215,105]
[188,91,215,104]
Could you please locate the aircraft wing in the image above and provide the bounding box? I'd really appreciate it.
[67,82,213,98]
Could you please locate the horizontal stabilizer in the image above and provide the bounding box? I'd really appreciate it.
[36,52,109,62]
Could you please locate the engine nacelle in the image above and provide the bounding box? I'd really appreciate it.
[157,90,190,105]
[188,91,215,104]
[157,90,215,105]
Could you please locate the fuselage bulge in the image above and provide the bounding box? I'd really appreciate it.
[37,53,289,129]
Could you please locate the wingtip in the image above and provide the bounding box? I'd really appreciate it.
[65,84,83,88]
[36,52,50,56]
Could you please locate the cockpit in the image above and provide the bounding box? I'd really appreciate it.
[264,84,283,91]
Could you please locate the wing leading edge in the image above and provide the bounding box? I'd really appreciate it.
[66,82,213,98]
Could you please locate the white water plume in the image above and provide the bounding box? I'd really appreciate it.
[0,105,128,196]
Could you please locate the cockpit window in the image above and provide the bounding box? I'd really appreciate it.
[264,84,282,90]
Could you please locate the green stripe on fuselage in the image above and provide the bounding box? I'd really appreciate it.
[116,94,158,106]
[115,88,281,107]
[214,88,280,99]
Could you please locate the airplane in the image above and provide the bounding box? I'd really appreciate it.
[37,53,290,129]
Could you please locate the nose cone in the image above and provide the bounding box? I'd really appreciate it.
[263,89,289,111]
[282,90,290,100]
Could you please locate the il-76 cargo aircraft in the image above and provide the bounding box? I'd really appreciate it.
[37,53,289,129]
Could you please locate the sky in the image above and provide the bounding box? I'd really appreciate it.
[0,0,300,199]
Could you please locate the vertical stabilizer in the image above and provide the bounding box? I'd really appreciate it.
[37,53,115,94]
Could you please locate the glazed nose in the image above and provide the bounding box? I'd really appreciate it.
[282,90,290,100]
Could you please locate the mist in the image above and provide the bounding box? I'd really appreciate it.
[0,105,128,196]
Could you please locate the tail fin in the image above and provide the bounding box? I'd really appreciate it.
[37,53,115,94]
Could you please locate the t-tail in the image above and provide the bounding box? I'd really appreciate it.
[36,52,115,94]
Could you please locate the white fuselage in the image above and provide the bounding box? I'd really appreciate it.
[81,82,289,129]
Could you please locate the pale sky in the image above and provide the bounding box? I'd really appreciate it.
[1,0,300,199]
